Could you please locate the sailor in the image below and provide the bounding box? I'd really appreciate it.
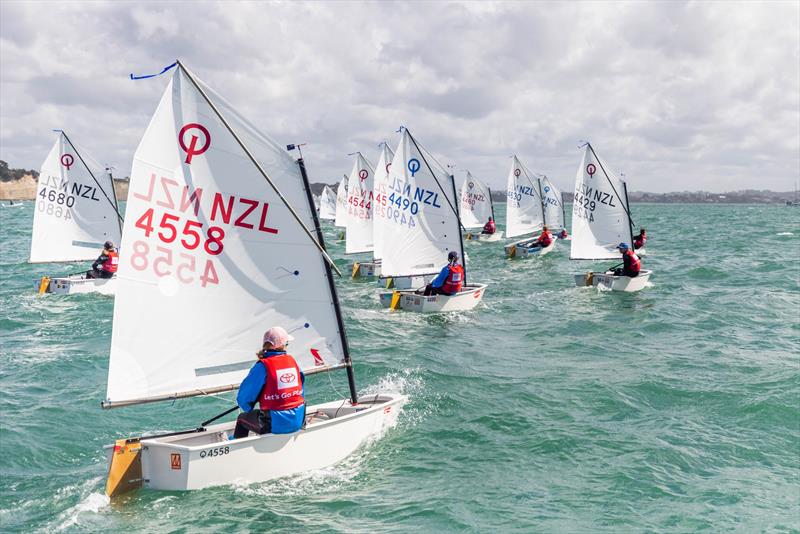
[534,225,553,248]
[423,251,464,296]
[558,229,569,239]
[86,241,119,279]
[612,243,641,278]
[633,228,647,250]
[481,216,496,235]
[232,326,306,439]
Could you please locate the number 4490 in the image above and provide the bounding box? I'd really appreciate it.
[131,241,219,287]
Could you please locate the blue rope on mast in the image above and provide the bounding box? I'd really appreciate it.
[130,61,178,80]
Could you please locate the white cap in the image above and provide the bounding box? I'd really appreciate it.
[262,326,294,347]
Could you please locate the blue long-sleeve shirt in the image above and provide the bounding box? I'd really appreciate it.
[237,351,306,434]
[431,263,462,288]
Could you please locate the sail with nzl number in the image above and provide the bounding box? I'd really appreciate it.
[541,176,566,231]
[570,142,651,292]
[318,185,337,220]
[459,171,493,229]
[334,174,348,228]
[505,155,544,239]
[376,128,487,312]
[103,61,405,497]
[30,131,122,263]
[344,153,375,254]
[371,142,395,263]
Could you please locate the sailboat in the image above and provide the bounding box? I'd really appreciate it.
[541,175,569,240]
[365,142,394,282]
[31,131,123,295]
[503,156,555,258]
[461,171,502,242]
[344,153,380,279]
[334,173,348,240]
[376,128,487,312]
[103,61,405,497]
[318,184,337,220]
[571,143,651,292]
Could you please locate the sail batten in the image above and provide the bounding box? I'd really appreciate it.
[29,132,122,263]
[570,144,633,260]
[106,64,347,406]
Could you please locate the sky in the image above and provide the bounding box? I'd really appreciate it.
[1,1,798,193]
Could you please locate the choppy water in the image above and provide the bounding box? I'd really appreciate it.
[1,202,798,533]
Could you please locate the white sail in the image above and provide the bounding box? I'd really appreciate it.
[372,142,395,262]
[319,185,337,220]
[106,65,344,405]
[344,153,375,254]
[570,144,633,260]
[541,176,565,230]
[334,175,348,228]
[378,129,461,278]
[459,171,492,229]
[505,156,543,238]
[29,132,121,263]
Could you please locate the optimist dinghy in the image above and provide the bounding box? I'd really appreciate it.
[103,61,405,498]
[570,142,652,292]
[376,128,487,312]
[318,185,337,221]
[30,131,123,295]
[460,171,502,242]
[345,151,382,280]
[504,156,555,258]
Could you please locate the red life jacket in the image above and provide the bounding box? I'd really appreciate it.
[537,231,553,247]
[634,235,647,249]
[258,354,304,411]
[623,250,641,275]
[101,250,119,273]
[483,220,496,234]
[441,264,464,295]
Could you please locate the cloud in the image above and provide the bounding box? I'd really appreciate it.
[1,0,797,193]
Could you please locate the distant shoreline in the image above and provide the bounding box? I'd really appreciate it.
[0,174,795,205]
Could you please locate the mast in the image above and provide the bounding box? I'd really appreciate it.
[297,157,358,404]
[176,60,342,276]
[622,181,635,249]
[106,167,123,235]
[537,175,546,227]
[488,187,496,221]
[449,173,467,286]
[61,131,124,224]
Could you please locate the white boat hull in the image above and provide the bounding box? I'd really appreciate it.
[106,394,405,492]
[350,261,381,279]
[504,238,556,258]
[380,273,435,290]
[465,231,503,242]
[574,269,652,292]
[36,274,117,295]
[379,283,487,312]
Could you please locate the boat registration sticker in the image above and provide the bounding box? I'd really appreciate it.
[170,453,182,470]
[276,368,299,389]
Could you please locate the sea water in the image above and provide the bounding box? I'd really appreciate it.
[0,202,798,532]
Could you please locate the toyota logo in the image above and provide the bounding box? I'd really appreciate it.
[279,372,295,383]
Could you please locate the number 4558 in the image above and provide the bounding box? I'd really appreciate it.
[130,241,219,287]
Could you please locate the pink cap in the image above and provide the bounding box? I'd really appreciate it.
[262,326,294,347]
